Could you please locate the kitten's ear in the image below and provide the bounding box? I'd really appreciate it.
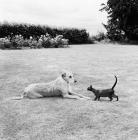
[90,85,92,88]
[62,73,66,77]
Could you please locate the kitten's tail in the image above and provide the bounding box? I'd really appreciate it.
[111,75,117,90]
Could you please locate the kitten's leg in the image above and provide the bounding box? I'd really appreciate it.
[112,94,119,101]
[94,96,98,101]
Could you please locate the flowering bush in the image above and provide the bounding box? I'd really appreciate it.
[0,22,90,44]
[39,34,51,48]
[0,37,11,49]
[10,35,24,49]
[50,35,68,48]
[29,36,39,49]
[0,33,69,49]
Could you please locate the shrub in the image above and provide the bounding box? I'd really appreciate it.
[38,34,68,48]
[22,39,30,47]
[0,37,11,49]
[28,36,39,49]
[90,31,107,42]
[53,35,68,48]
[0,22,90,44]
[39,34,51,48]
[0,33,69,49]
[10,35,24,49]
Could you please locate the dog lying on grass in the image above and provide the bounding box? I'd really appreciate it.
[87,76,118,101]
[9,70,91,100]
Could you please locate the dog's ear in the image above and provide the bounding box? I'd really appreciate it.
[90,85,92,88]
[62,73,66,77]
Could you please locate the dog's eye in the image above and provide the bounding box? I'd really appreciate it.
[69,76,72,78]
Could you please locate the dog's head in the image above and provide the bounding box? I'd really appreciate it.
[61,70,77,84]
[87,85,93,91]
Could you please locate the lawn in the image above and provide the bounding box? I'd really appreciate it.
[0,44,138,140]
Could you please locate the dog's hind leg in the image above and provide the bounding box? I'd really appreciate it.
[27,92,43,99]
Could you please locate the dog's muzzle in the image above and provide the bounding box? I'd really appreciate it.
[74,80,77,83]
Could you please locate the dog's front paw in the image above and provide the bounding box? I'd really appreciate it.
[85,97,91,100]
[79,98,87,101]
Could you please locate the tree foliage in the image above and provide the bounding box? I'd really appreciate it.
[100,0,138,41]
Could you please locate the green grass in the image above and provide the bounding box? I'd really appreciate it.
[0,44,138,140]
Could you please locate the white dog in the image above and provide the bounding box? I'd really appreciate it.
[11,70,91,100]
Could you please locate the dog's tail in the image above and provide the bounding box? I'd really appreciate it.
[4,92,25,101]
[111,75,117,90]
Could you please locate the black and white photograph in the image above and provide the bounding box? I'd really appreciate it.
[0,0,138,139]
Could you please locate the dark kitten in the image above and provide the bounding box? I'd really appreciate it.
[87,76,118,101]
